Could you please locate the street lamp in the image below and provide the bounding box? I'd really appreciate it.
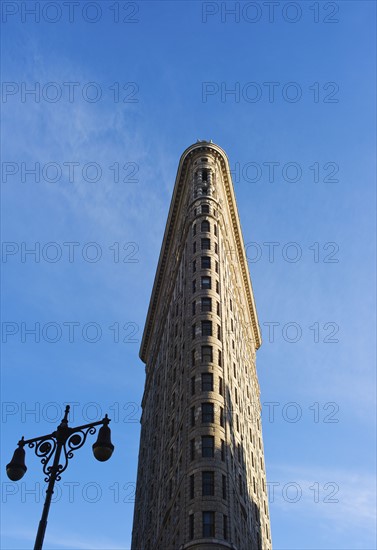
[6,404,114,550]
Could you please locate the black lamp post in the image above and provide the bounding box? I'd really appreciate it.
[6,405,114,550]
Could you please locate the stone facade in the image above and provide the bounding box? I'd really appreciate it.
[131,142,271,550]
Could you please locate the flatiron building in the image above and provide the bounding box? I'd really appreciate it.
[131,141,271,550]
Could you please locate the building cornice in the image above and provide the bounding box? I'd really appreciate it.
[140,141,261,363]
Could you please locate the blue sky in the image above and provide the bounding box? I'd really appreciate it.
[1,1,376,549]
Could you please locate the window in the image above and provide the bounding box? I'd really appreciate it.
[201,345,213,362]
[193,224,196,236]
[217,325,221,339]
[215,243,218,254]
[189,514,194,540]
[221,440,225,461]
[191,406,195,427]
[201,256,211,269]
[201,297,212,312]
[191,349,196,367]
[193,241,196,253]
[201,204,210,214]
[219,377,223,395]
[215,261,219,273]
[222,475,227,499]
[230,298,233,311]
[202,402,214,423]
[223,515,228,540]
[190,474,195,499]
[201,238,210,250]
[216,280,219,293]
[218,350,222,367]
[191,376,195,395]
[192,324,196,339]
[201,320,212,336]
[201,435,214,457]
[193,260,196,273]
[192,301,196,315]
[202,471,214,496]
[192,279,196,293]
[220,407,224,427]
[201,220,210,232]
[217,302,220,316]
[201,373,213,391]
[214,224,217,236]
[202,511,215,537]
[202,169,208,182]
[190,439,195,461]
[254,502,260,522]
[201,276,211,289]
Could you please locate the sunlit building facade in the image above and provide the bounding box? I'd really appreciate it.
[131,141,271,550]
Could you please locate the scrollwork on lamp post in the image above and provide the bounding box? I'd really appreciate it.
[6,404,114,550]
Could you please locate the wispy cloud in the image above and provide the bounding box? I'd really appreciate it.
[268,463,376,535]
[3,45,170,242]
